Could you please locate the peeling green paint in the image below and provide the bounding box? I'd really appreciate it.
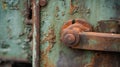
[40,0,120,67]
[0,0,31,62]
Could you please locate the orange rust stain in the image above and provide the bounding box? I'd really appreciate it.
[41,28,56,45]
[41,28,56,67]
[60,19,92,46]
[41,44,55,67]
[75,19,92,31]
[61,19,92,33]
[61,20,72,32]
[41,52,55,67]
[84,53,110,67]
[84,56,94,67]
[70,0,77,15]
[43,28,55,52]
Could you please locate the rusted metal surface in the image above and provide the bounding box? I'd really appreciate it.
[73,32,120,52]
[40,0,120,67]
[61,19,120,52]
[61,19,92,46]
[88,52,120,67]
[96,19,120,33]
[41,27,56,67]
[57,50,120,67]
[41,28,56,45]
[32,0,40,67]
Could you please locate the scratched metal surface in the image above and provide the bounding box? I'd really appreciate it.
[40,0,120,67]
[0,0,31,62]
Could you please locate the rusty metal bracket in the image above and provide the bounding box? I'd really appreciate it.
[61,19,120,52]
[32,0,40,67]
[32,0,47,67]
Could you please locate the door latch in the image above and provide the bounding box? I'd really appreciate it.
[60,19,120,52]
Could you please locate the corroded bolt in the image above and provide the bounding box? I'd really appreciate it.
[40,0,47,7]
[61,19,92,47]
[63,34,75,45]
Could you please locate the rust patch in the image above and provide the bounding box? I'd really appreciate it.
[88,52,120,67]
[41,51,55,67]
[70,0,78,15]
[84,52,120,67]
[96,20,120,33]
[41,27,56,67]
[73,32,120,52]
[41,28,56,46]
[69,0,90,17]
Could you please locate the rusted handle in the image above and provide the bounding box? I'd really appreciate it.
[73,32,120,52]
[61,19,120,52]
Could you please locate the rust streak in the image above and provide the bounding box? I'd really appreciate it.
[70,0,76,15]
[41,51,55,67]
[41,28,56,45]
[41,28,56,67]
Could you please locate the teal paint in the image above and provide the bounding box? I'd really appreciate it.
[0,0,31,61]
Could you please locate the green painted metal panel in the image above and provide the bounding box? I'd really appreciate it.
[40,0,120,67]
[0,0,31,62]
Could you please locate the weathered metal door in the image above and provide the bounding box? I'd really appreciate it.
[1,0,120,67]
[0,0,32,65]
[40,0,120,67]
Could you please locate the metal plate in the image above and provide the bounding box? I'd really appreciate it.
[0,0,31,62]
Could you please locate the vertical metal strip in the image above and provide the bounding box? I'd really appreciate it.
[32,0,40,67]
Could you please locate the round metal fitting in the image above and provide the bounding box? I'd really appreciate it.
[61,19,92,47]
[63,34,75,44]
[40,0,47,6]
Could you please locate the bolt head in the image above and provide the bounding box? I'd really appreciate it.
[40,0,47,6]
[63,34,75,45]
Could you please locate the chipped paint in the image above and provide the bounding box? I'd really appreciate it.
[41,46,55,67]
[40,0,120,67]
[41,28,56,46]
[0,0,31,62]
[41,27,56,67]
